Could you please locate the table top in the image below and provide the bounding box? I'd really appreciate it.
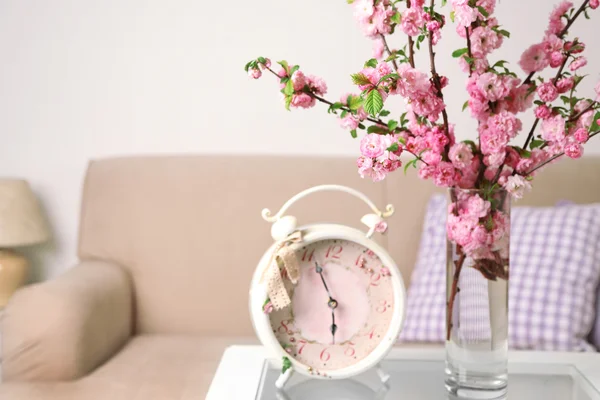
[206,346,600,400]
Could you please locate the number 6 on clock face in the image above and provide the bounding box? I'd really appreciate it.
[250,224,407,380]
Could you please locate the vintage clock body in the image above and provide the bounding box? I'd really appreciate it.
[249,185,407,388]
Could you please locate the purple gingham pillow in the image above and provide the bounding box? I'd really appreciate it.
[399,195,600,351]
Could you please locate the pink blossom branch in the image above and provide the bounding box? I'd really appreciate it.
[263,66,388,127]
[465,27,474,77]
[568,101,598,122]
[523,0,590,85]
[406,0,416,69]
[525,130,599,175]
[523,52,573,149]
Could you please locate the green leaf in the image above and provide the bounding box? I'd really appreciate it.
[400,112,408,126]
[476,6,489,17]
[377,73,400,85]
[404,159,418,174]
[283,80,294,96]
[398,136,407,145]
[452,48,469,58]
[341,110,348,118]
[379,110,391,117]
[450,10,455,22]
[391,11,401,24]
[520,149,532,158]
[364,90,384,117]
[388,120,399,131]
[348,95,364,111]
[442,0,447,5]
[290,65,300,75]
[350,129,358,138]
[364,58,378,68]
[244,61,252,72]
[367,125,388,134]
[530,139,545,150]
[257,57,267,64]
[462,100,469,112]
[387,142,399,152]
[497,29,510,38]
[282,357,292,374]
[284,95,292,111]
[358,123,366,130]
[351,73,372,86]
[590,111,600,132]
[277,60,290,75]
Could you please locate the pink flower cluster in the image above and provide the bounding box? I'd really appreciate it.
[395,64,447,121]
[357,133,402,181]
[277,67,328,109]
[353,0,395,38]
[400,1,427,37]
[338,93,369,130]
[446,192,509,259]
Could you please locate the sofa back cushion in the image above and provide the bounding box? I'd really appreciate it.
[78,156,389,335]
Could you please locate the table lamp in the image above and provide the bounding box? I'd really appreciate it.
[0,179,50,309]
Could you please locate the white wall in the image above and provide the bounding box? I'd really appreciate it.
[0,0,598,280]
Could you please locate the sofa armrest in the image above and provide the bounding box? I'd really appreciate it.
[1,260,133,382]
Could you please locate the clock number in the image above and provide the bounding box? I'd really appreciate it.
[370,273,381,286]
[366,325,377,339]
[376,300,388,314]
[301,248,315,262]
[325,245,343,259]
[278,320,293,335]
[320,348,331,362]
[344,342,356,357]
[355,254,365,266]
[298,340,307,355]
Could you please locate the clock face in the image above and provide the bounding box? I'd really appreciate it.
[268,239,395,375]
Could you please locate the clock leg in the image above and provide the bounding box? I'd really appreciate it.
[275,389,292,400]
[275,368,293,390]
[375,363,390,385]
[374,382,391,400]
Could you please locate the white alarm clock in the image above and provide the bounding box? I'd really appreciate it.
[249,185,407,389]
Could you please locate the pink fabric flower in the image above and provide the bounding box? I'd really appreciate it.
[537,82,559,102]
[263,301,274,314]
[360,134,385,158]
[591,0,599,9]
[547,1,573,35]
[248,68,262,79]
[535,104,552,120]
[340,115,360,130]
[503,175,531,199]
[574,128,589,143]
[519,43,549,74]
[291,70,306,91]
[565,141,584,159]
[570,57,587,72]
[449,143,474,169]
[306,75,327,96]
[375,221,388,233]
[487,110,523,139]
[452,4,478,28]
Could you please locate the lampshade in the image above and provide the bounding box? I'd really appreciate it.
[0,179,50,247]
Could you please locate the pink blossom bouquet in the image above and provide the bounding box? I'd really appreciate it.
[245,0,599,346]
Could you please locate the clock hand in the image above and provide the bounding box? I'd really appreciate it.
[315,262,338,344]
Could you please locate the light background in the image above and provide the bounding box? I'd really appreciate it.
[0,0,598,279]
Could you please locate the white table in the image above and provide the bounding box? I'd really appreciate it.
[207,346,600,400]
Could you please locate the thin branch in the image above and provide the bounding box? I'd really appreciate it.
[568,101,598,122]
[380,35,399,71]
[465,27,474,77]
[523,119,540,150]
[310,93,388,126]
[427,0,450,145]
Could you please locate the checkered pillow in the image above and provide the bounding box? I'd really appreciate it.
[399,195,600,351]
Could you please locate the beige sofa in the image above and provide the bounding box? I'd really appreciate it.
[1,155,599,399]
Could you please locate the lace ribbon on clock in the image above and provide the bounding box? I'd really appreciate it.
[260,231,303,310]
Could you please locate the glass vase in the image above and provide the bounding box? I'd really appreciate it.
[445,187,510,400]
